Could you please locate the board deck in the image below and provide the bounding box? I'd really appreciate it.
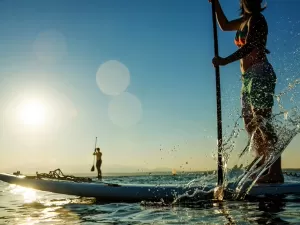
[1,173,300,202]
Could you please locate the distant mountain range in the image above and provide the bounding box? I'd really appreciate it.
[1,164,175,176]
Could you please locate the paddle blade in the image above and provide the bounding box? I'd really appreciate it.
[91,165,95,172]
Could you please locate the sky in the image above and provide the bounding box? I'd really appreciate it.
[0,0,300,174]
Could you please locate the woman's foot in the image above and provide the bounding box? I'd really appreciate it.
[254,157,284,183]
[256,171,284,184]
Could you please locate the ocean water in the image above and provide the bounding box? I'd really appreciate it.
[1,172,300,225]
[1,78,300,225]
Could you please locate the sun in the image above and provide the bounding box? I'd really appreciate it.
[19,100,46,126]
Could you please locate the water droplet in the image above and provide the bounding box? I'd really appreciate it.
[284,111,288,120]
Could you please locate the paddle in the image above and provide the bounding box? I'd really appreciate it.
[91,137,97,172]
[211,0,224,186]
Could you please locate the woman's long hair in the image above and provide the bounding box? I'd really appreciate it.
[239,0,267,16]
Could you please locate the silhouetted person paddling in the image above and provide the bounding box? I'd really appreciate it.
[93,147,102,179]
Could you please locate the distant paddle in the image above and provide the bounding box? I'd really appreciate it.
[91,137,97,172]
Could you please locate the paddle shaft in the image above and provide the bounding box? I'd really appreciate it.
[93,137,97,164]
[211,0,224,186]
[94,137,97,157]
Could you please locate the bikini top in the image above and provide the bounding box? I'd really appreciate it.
[234,20,270,54]
[234,23,248,48]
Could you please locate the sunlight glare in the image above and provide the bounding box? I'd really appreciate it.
[19,100,46,126]
[23,189,37,203]
[10,186,37,203]
[96,60,130,96]
[108,92,142,128]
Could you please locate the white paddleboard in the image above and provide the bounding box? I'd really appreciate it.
[0,173,299,202]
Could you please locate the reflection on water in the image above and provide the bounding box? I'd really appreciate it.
[1,174,300,224]
[9,185,37,204]
[1,184,81,225]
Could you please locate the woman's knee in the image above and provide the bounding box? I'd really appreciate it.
[253,108,272,119]
[243,116,255,134]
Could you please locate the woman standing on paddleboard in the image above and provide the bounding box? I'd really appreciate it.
[209,0,283,183]
[93,148,102,179]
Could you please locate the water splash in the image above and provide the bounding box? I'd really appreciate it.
[153,79,300,205]
[169,173,218,205]
[223,79,300,199]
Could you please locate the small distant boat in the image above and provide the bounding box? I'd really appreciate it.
[172,168,177,176]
